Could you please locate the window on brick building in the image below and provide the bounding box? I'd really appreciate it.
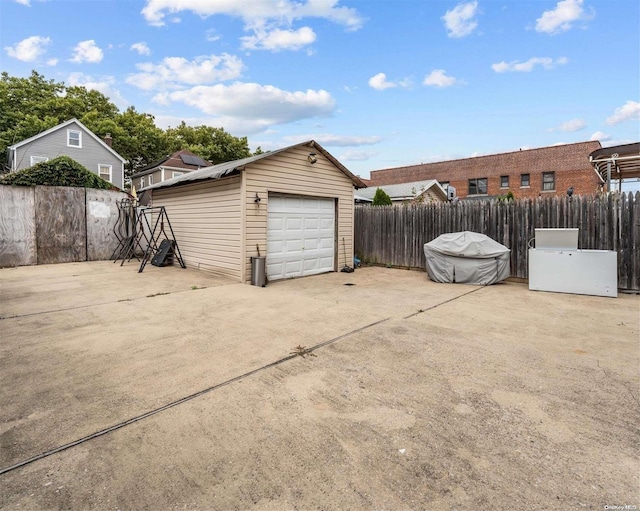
[542,172,555,191]
[468,178,487,195]
[500,176,509,188]
[520,174,530,187]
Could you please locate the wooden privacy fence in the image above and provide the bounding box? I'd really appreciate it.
[0,185,128,267]
[354,193,640,291]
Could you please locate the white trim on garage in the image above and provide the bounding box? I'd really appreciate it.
[266,194,335,280]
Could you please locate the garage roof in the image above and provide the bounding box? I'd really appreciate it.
[141,140,367,191]
[589,142,640,183]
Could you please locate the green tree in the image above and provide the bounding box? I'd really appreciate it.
[106,107,168,176]
[0,71,254,178]
[165,122,251,164]
[372,188,392,206]
[0,71,122,167]
[497,190,515,202]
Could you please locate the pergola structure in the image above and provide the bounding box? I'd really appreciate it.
[589,142,640,192]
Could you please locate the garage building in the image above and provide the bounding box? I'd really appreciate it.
[142,141,366,283]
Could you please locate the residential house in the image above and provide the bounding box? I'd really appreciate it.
[356,179,447,203]
[142,141,366,283]
[130,149,212,190]
[368,141,602,199]
[6,118,126,189]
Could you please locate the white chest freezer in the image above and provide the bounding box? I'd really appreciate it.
[528,229,618,298]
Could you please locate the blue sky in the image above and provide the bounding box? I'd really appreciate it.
[1,0,638,179]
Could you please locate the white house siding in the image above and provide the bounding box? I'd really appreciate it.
[152,177,242,280]
[422,188,445,203]
[243,146,355,283]
[12,121,125,189]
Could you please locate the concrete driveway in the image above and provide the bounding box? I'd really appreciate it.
[0,262,638,510]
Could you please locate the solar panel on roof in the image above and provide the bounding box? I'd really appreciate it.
[179,153,209,167]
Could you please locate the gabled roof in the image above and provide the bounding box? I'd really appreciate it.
[141,140,367,191]
[8,118,126,163]
[356,179,446,201]
[131,149,212,178]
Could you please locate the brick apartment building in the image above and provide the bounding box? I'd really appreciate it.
[368,141,603,199]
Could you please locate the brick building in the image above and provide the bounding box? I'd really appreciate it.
[368,141,602,199]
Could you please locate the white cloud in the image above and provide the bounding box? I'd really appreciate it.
[4,35,51,62]
[242,26,316,51]
[71,40,103,63]
[283,134,382,146]
[205,29,221,42]
[605,100,640,125]
[536,0,593,34]
[590,131,610,142]
[15,0,30,5]
[127,54,244,90]
[141,0,363,52]
[46,58,58,66]
[368,73,397,91]
[66,72,129,109]
[151,114,223,130]
[339,149,378,161]
[155,82,336,133]
[548,118,586,132]
[423,69,458,88]
[131,42,151,55]
[442,1,479,38]
[492,56,568,73]
[142,0,363,28]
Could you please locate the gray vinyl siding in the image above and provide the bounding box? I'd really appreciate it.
[152,177,242,280]
[243,145,355,283]
[136,170,163,189]
[12,121,124,189]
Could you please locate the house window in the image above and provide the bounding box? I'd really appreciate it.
[500,175,509,188]
[98,164,112,182]
[148,175,153,185]
[172,171,183,178]
[468,178,487,195]
[542,172,555,191]
[30,156,48,166]
[67,129,82,148]
[520,174,530,187]
[140,177,145,188]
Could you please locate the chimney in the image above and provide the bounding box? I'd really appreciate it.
[104,133,113,147]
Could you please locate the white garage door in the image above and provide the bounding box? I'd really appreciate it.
[267,195,335,280]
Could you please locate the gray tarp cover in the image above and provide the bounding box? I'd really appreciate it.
[424,231,511,285]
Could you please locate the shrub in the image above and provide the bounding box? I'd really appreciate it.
[372,188,392,206]
[497,190,515,202]
[0,156,115,189]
